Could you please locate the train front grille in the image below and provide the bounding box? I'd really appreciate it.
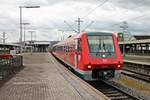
[92,69,115,79]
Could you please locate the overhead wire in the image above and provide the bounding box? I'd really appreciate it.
[111,12,150,27]
[82,21,94,32]
[81,0,109,19]
[78,0,110,31]
[111,1,150,27]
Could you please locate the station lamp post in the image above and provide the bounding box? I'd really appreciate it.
[22,22,30,52]
[28,31,36,55]
[120,21,128,57]
[58,30,64,40]
[19,6,40,53]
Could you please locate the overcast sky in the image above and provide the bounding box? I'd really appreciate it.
[0,0,150,43]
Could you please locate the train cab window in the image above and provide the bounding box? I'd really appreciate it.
[88,35,115,58]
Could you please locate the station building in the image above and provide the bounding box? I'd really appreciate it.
[24,41,59,52]
[118,33,150,56]
[0,43,20,54]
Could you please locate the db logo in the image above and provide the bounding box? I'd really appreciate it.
[102,59,107,63]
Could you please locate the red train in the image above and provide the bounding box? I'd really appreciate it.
[52,32,123,81]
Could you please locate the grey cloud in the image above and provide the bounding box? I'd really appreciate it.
[45,0,98,5]
[1,0,150,42]
[110,0,150,11]
[128,20,150,34]
[81,19,150,35]
[17,0,49,6]
[0,16,18,32]
[17,0,98,7]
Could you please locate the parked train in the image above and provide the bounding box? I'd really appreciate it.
[52,32,123,81]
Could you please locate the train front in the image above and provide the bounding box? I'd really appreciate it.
[81,32,123,80]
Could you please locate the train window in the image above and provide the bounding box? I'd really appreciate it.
[88,35,115,58]
[68,46,72,52]
[69,47,72,52]
[64,46,66,52]
[66,46,67,52]
[66,46,68,52]
[63,46,65,52]
[75,39,82,52]
[67,46,71,52]
[69,47,70,52]
[75,40,78,50]
[67,46,69,52]
[78,40,82,52]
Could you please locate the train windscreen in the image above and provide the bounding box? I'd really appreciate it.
[88,35,115,58]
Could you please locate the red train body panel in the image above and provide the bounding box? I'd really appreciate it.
[52,32,123,81]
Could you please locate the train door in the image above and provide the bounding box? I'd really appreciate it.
[74,39,82,69]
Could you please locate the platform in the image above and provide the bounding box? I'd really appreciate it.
[123,55,150,65]
[0,53,109,100]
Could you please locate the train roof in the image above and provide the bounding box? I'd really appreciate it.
[53,31,113,46]
[86,32,113,36]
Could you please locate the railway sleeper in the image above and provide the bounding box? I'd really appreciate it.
[102,91,120,94]
[110,95,130,100]
[106,93,127,97]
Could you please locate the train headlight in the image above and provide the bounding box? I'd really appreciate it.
[117,65,121,68]
[88,65,92,69]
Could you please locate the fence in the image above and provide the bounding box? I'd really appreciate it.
[0,55,23,80]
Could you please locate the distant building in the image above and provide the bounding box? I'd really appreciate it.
[118,32,150,41]
[133,35,150,40]
[12,40,59,52]
[0,43,20,54]
[25,41,50,52]
[117,33,124,42]
[49,41,59,46]
[117,33,136,42]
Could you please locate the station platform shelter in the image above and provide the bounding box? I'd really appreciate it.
[118,33,150,56]
[24,41,59,53]
[119,39,150,56]
[0,43,20,54]
[24,41,50,52]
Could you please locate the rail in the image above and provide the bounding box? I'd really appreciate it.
[124,61,150,76]
[88,80,139,100]
[52,53,141,100]
[121,69,150,83]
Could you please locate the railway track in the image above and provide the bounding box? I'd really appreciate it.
[53,55,141,100]
[121,69,150,83]
[124,62,150,78]
[88,80,139,100]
